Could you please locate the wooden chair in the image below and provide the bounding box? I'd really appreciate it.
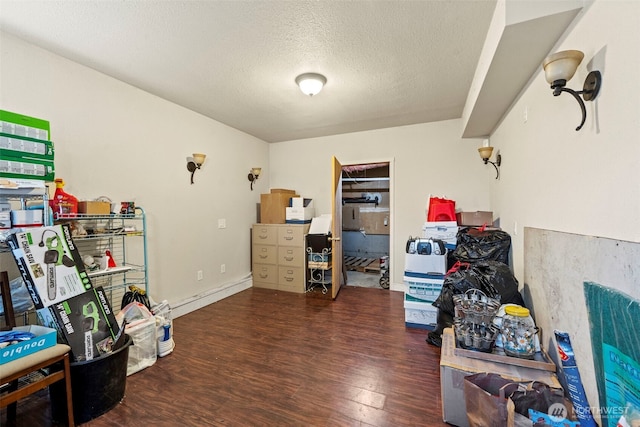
[0,271,75,426]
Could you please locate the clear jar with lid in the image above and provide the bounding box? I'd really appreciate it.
[500,306,537,359]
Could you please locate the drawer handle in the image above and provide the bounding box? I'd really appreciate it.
[284,256,294,261]
[285,276,294,282]
[284,236,294,240]
[259,234,268,239]
[260,273,269,279]
[259,255,268,259]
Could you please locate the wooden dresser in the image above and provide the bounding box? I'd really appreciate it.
[251,223,310,293]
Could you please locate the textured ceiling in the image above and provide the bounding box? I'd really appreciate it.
[0,0,498,142]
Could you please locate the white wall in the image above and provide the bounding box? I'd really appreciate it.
[269,119,492,291]
[0,32,269,312]
[488,0,640,416]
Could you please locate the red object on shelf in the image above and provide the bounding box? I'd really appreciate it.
[49,178,78,219]
[105,250,117,268]
[427,196,456,222]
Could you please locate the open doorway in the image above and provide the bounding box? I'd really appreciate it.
[341,161,390,290]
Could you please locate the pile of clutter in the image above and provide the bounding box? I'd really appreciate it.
[6,223,173,372]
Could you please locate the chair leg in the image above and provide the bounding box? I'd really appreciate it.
[7,379,18,420]
[63,353,75,427]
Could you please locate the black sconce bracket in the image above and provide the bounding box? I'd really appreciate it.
[187,161,201,185]
[483,154,501,180]
[551,71,602,131]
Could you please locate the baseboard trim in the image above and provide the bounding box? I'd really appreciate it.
[171,276,253,318]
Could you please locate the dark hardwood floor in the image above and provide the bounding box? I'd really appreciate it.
[2,285,449,426]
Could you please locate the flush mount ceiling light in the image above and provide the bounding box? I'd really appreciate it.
[248,167,261,191]
[186,153,206,185]
[478,146,501,180]
[295,73,327,96]
[542,50,602,131]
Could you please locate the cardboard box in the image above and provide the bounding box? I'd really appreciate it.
[404,272,445,303]
[10,209,44,227]
[422,221,458,248]
[404,252,447,275]
[440,328,561,427]
[342,206,360,230]
[78,201,111,215]
[0,133,55,160]
[456,211,493,227]
[404,297,438,330]
[43,286,120,362]
[0,109,50,141]
[286,206,315,222]
[359,208,390,235]
[0,325,57,364]
[7,224,93,309]
[290,197,312,208]
[260,189,298,224]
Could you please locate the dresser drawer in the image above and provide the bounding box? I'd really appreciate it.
[278,246,304,267]
[253,244,277,265]
[252,225,277,245]
[277,225,306,247]
[278,266,305,291]
[252,264,277,285]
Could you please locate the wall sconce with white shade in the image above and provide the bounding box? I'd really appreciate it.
[186,153,206,184]
[478,146,501,180]
[248,167,262,190]
[295,73,327,96]
[542,50,602,131]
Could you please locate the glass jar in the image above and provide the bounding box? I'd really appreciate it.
[500,306,537,359]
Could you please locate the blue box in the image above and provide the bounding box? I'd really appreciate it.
[0,325,57,364]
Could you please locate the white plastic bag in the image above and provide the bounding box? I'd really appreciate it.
[116,301,157,375]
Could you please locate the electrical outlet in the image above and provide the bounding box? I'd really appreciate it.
[220,264,226,273]
[218,219,226,229]
[197,270,203,281]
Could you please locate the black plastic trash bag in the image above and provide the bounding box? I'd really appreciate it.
[434,261,523,317]
[453,227,511,265]
[426,261,525,346]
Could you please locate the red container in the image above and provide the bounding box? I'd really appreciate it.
[427,197,456,222]
[49,178,78,219]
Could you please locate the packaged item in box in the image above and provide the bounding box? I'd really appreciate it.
[0,109,50,141]
[44,286,120,362]
[10,209,44,227]
[78,201,111,215]
[456,211,493,226]
[0,325,57,364]
[422,221,458,248]
[7,224,93,309]
[0,211,10,229]
[0,157,55,181]
[260,189,298,224]
[0,132,55,160]
[404,272,445,303]
[404,252,447,275]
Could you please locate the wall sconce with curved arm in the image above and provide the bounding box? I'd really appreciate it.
[542,50,602,131]
[187,153,206,184]
[478,146,501,180]
[248,167,261,190]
